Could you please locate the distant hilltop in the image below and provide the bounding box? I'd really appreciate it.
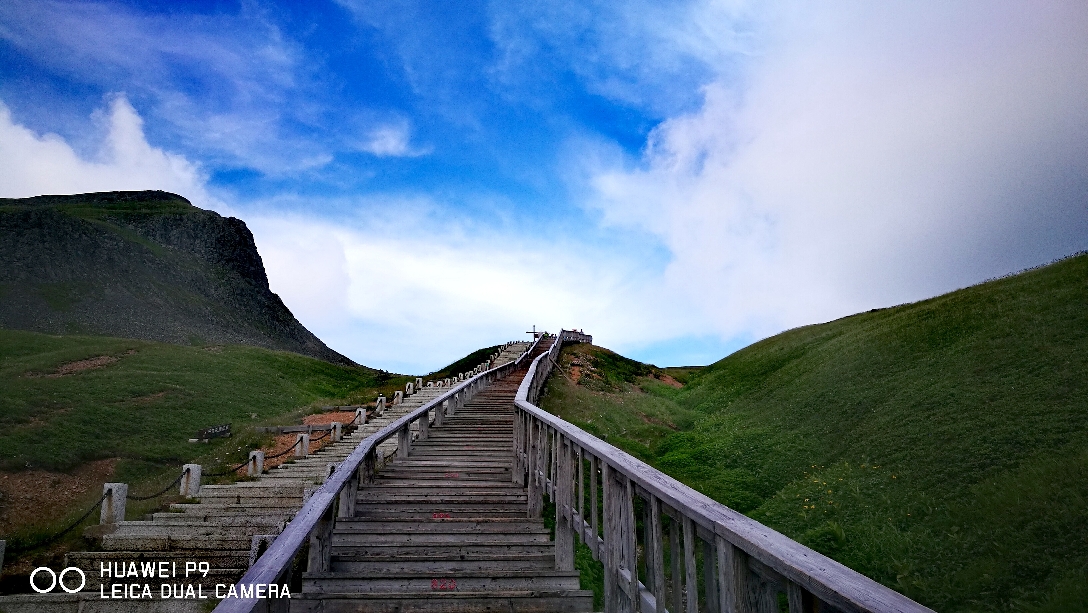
[0,190,354,365]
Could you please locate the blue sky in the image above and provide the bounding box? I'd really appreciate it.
[2,1,1087,373]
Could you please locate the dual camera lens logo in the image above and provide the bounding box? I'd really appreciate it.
[30,567,86,594]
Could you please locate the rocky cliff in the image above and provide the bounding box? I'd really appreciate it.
[0,190,355,365]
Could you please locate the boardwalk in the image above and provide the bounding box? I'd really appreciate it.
[294,356,594,611]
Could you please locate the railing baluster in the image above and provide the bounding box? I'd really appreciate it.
[528,418,544,518]
[514,410,525,486]
[602,462,618,609]
[397,424,410,458]
[671,516,683,613]
[551,426,559,498]
[590,453,600,560]
[703,536,719,613]
[716,535,736,613]
[787,580,805,613]
[555,434,575,570]
[647,496,666,613]
[683,516,697,613]
[576,444,585,537]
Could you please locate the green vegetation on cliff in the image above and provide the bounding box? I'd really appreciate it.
[540,253,1088,612]
[0,190,352,364]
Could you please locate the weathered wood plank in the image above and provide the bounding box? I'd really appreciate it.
[683,515,697,613]
[647,496,666,613]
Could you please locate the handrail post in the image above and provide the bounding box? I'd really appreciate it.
[306,505,335,574]
[398,424,411,458]
[527,418,543,518]
[338,465,360,518]
[419,409,430,440]
[181,464,201,497]
[296,433,310,457]
[101,483,127,524]
[513,410,525,486]
[555,434,575,571]
[247,452,264,476]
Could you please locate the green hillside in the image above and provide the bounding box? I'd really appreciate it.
[0,328,408,562]
[540,253,1088,612]
[426,344,501,381]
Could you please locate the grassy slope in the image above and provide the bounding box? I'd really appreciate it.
[540,253,1088,613]
[0,328,409,553]
[425,344,501,381]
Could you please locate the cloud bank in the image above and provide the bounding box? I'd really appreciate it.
[0,95,221,210]
[589,1,1088,341]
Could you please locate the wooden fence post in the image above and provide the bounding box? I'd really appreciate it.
[307,505,335,573]
[528,419,544,518]
[398,424,411,458]
[555,435,575,571]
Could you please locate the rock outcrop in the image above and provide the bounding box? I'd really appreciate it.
[0,190,354,365]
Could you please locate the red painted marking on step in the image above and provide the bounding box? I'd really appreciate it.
[444,472,460,478]
[432,512,451,519]
[431,578,457,590]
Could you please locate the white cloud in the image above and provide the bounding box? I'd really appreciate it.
[247,201,691,373]
[0,95,224,212]
[357,123,431,158]
[588,1,1088,342]
[0,0,333,175]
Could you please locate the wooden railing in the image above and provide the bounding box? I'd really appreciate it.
[514,330,934,613]
[212,333,547,613]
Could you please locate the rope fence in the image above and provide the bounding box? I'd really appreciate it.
[263,436,303,461]
[7,489,111,555]
[126,468,189,501]
[204,459,251,478]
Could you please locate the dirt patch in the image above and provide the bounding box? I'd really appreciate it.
[0,458,118,574]
[25,355,121,378]
[257,412,356,471]
[655,373,683,388]
[304,411,356,427]
[569,365,584,383]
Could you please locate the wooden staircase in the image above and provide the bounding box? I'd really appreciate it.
[292,344,594,612]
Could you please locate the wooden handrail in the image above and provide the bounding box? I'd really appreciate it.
[514,330,933,613]
[212,339,538,613]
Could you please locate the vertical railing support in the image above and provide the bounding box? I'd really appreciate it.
[590,454,600,560]
[247,452,264,476]
[306,505,335,573]
[398,424,411,458]
[181,464,201,498]
[296,433,310,457]
[683,515,698,613]
[100,483,127,524]
[528,418,544,518]
[338,465,360,518]
[555,435,575,571]
[647,496,666,612]
[331,422,342,443]
[419,410,430,440]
